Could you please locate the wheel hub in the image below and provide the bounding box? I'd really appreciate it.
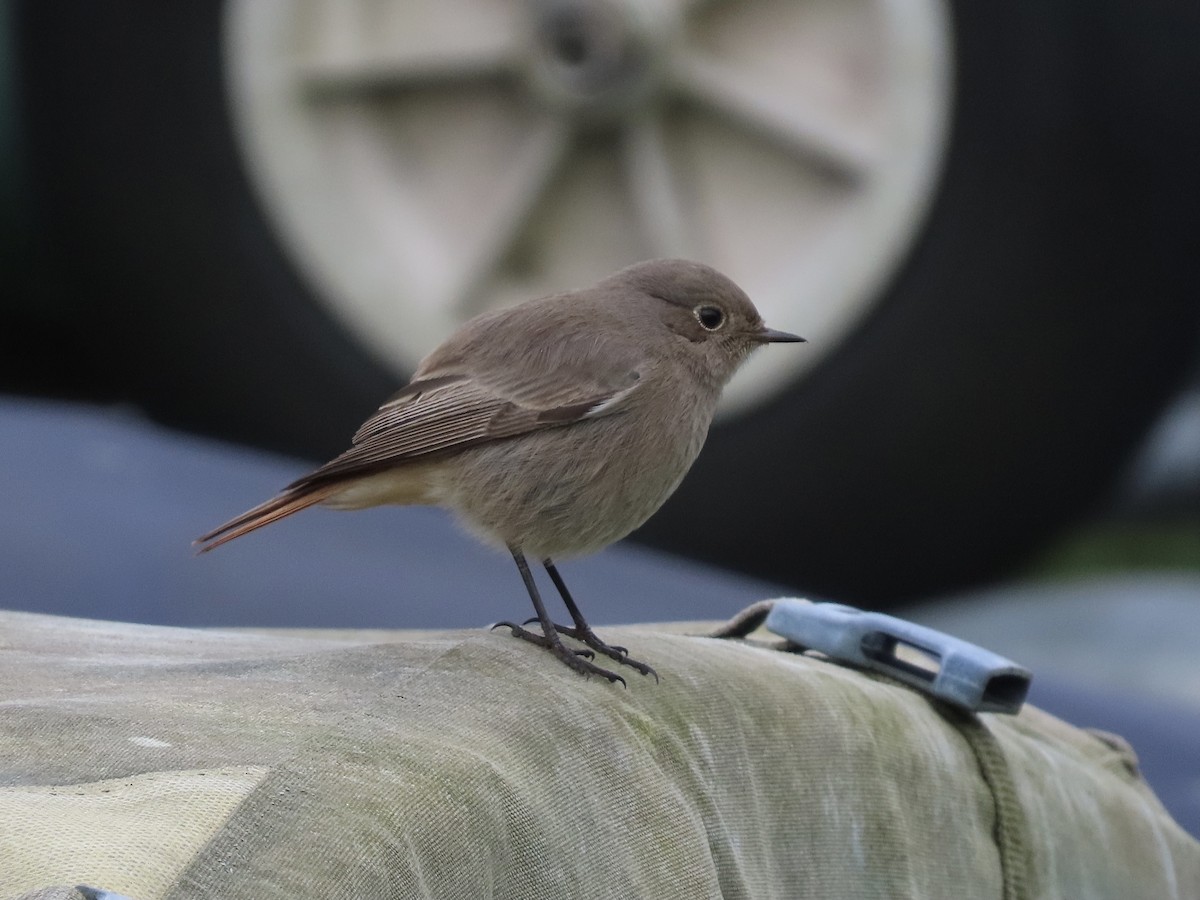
[525,0,677,123]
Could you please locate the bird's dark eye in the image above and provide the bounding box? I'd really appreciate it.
[695,305,725,331]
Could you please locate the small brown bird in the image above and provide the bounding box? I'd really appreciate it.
[197,259,803,684]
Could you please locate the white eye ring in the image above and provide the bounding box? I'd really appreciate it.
[694,305,725,331]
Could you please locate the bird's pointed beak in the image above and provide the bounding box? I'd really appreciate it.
[754,326,806,343]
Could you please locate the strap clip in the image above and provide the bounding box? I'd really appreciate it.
[765,600,1032,714]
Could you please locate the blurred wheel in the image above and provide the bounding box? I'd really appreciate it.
[224,0,951,416]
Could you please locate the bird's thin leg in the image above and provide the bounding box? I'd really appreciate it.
[492,548,626,685]
[543,559,658,682]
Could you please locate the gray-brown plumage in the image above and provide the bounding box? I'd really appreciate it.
[197,258,803,684]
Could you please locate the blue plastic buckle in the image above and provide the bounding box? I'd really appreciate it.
[764,600,1032,714]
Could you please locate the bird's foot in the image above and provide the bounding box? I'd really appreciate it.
[491,622,626,686]
[564,627,660,682]
[518,618,656,682]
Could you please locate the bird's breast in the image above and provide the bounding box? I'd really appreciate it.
[443,386,715,559]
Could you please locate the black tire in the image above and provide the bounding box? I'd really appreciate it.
[15,1,1200,604]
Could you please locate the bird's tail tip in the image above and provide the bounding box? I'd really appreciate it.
[193,485,337,554]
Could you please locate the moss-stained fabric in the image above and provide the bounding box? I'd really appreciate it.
[0,610,1195,899]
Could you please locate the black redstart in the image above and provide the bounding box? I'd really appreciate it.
[196,258,803,684]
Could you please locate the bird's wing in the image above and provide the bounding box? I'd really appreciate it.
[290,360,643,490]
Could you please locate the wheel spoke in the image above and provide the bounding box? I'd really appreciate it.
[438,118,573,316]
[297,2,522,95]
[677,0,730,14]
[622,113,696,259]
[299,41,520,96]
[671,53,874,183]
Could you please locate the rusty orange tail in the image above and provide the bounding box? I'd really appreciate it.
[194,484,340,553]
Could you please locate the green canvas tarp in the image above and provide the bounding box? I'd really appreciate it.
[0,609,1196,899]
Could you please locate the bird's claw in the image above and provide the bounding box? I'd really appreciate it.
[493,621,627,686]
